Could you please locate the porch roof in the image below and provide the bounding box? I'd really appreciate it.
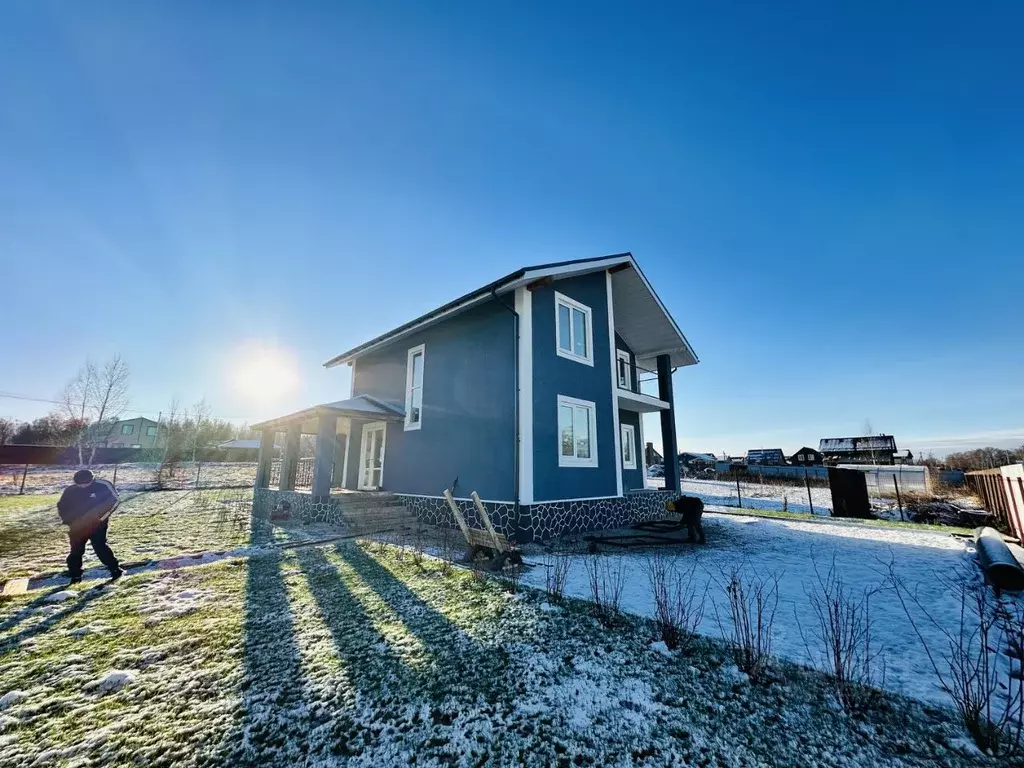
[251,395,404,432]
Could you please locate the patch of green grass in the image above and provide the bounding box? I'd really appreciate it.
[0,494,59,515]
[711,506,975,536]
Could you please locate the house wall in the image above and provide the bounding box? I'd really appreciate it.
[614,333,638,394]
[348,299,516,500]
[530,271,619,502]
[106,417,160,449]
[618,409,644,491]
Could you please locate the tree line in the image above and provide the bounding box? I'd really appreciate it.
[0,355,258,465]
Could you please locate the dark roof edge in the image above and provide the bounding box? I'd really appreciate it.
[323,252,635,368]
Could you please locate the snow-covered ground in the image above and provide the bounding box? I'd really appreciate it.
[678,477,836,515]
[0,462,258,495]
[522,512,1017,708]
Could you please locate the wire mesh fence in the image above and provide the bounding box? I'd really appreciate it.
[0,461,259,496]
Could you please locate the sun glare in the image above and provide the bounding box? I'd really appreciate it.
[227,340,301,406]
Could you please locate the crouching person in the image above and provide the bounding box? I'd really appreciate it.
[665,495,706,544]
[57,469,123,585]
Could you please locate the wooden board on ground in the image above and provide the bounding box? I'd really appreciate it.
[443,489,511,553]
[1,578,30,598]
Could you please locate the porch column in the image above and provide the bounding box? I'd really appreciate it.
[312,413,338,497]
[657,354,680,493]
[279,423,301,491]
[255,428,273,489]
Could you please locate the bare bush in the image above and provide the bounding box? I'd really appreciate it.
[797,557,885,712]
[644,551,707,652]
[584,556,626,625]
[545,545,572,603]
[714,566,780,682]
[503,560,522,594]
[890,564,1024,756]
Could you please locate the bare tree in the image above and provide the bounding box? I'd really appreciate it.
[0,418,18,446]
[713,566,781,682]
[57,356,131,465]
[190,397,212,463]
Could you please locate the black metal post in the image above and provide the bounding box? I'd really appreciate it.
[19,463,29,495]
[894,475,904,521]
[735,472,742,508]
[112,463,119,490]
[656,354,679,493]
[805,468,814,515]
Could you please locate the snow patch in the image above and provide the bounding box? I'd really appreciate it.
[0,690,28,709]
[87,670,136,694]
[649,640,673,656]
[43,590,78,603]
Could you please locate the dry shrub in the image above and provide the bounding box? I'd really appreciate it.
[644,550,707,653]
[584,556,626,625]
[714,566,780,682]
[545,544,572,603]
[797,557,885,712]
[891,565,1024,756]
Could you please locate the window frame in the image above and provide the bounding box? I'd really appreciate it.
[121,424,134,435]
[554,292,594,366]
[404,343,425,431]
[146,426,158,437]
[621,423,637,470]
[615,349,632,390]
[556,394,598,468]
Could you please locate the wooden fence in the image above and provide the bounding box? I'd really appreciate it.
[967,464,1024,542]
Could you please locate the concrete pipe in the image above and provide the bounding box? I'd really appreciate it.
[974,527,1024,593]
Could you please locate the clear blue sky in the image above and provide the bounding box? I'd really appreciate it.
[1,1,1021,458]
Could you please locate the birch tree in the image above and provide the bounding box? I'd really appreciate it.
[57,355,132,465]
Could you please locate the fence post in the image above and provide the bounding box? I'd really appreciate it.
[805,468,814,515]
[735,473,742,509]
[19,463,29,495]
[112,462,119,490]
[894,475,904,521]
[195,462,202,489]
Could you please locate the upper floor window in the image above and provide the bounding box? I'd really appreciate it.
[404,344,425,430]
[146,426,158,437]
[616,349,631,389]
[121,424,134,435]
[557,394,598,467]
[555,292,593,366]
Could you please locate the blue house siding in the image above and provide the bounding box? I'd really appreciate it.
[531,271,619,502]
[618,409,644,491]
[349,300,516,500]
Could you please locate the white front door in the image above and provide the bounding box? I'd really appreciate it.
[358,422,387,490]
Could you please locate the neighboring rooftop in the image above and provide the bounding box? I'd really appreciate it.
[819,435,898,454]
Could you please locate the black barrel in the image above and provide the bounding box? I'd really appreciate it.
[975,527,1024,592]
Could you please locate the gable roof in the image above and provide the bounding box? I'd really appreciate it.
[251,394,404,432]
[819,435,898,454]
[323,252,698,370]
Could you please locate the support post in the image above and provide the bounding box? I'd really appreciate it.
[312,414,338,497]
[19,463,29,495]
[255,428,273,489]
[805,468,814,515]
[280,423,301,491]
[656,354,679,493]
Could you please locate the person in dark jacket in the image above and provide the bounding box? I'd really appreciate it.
[665,495,706,544]
[57,469,122,584]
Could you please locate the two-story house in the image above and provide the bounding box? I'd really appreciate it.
[104,417,161,449]
[252,253,698,542]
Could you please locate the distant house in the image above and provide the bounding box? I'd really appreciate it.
[819,435,899,465]
[679,452,717,471]
[105,417,160,449]
[893,449,915,465]
[746,448,786,466]
[645,442,663,467]
[789,446,823,466]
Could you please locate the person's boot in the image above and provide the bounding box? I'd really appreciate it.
[67,575,82,586]
[109,568,124,582]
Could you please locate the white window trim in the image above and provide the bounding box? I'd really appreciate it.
[621,423,637,470]
[557,394,598,468]
[404,344,425,431]
[554,291,594,366]
[616,349,632,389]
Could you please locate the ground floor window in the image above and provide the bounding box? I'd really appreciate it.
[557,395,598,467]
[620,423,636,469]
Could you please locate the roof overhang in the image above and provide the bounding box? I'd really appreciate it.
[323,252,698,370]
[252,395,404,432]
[616,388,670,414]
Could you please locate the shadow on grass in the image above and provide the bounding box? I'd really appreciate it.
[0,586,110,652]
[226,552,309,767]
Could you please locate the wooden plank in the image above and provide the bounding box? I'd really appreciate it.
[1,578,30,598]
[443,489,473,543]
[472,491,508,552]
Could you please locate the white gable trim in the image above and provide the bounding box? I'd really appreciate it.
[607,271,623,497]
[515,286,534,505]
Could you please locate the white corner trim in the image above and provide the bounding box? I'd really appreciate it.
[403,343,425,431]
[515,287,534,504]
[349,359,356,398]
[639,413,649,487]
[556,394,599,468]
[554,291,595,367]
[621,423,637,470]
[607,271,623,496]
